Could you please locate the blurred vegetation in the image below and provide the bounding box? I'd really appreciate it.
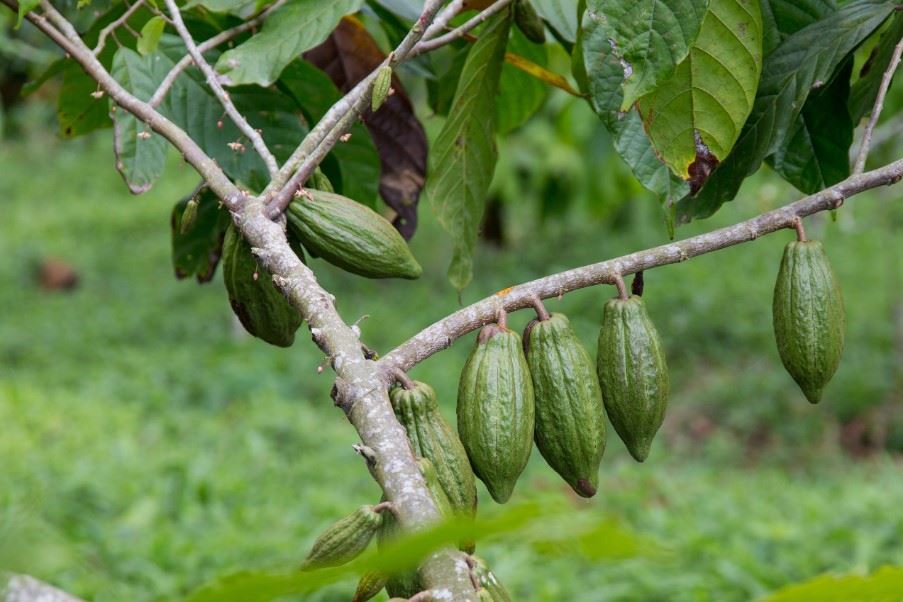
[1,38,903,601]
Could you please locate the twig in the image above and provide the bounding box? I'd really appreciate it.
[93,0,145,56]
[163,0,279,179]
[853,37,903,175]
[423,0,463,39]
[148,0,286,108]
[377,158,903,375]
[264,0,446,216]
[412,0,515,56]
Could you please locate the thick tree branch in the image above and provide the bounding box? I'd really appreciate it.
[3,574,83,602]
[263,0,446,216]
[148,0,286,108]
[163,0,279,179]
[412,0,515,56]
[853,37,903,174]
[378,158,903,376]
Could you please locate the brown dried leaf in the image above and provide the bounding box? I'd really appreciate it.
[304,17,427,239]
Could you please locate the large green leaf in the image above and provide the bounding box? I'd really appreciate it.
[426,11,512,290]
[585,0,710,109]
[56,61,112,138]
[636,0,763,185]
[277,60,380,207]
[581,7,688,205]
[759,0,836,54]
[497,28,549,134]
[214,0,363,87]
[848,12,903,123]
[110,49,170,194]
[763,566,903,602]
[532,0,579,42]
[679,0,897,221]
[769,62,853,194]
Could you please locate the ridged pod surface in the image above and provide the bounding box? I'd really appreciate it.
[222,223,302,347]
[352,570,387,602]
[596,295,669,462]
[390,382,478,516]
[471,555,512,602]
[300,505,383,570]
[377,509,421,598]
[525,312,606,497]
[773,240,845,403]
[457,324,535,504]
[286,189,421,279]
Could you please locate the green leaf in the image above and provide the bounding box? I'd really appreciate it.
[137,16,166,56]
[56,61,112,138]
[16,0,40,28]
[498,28,549,133]
[171,187,232,283]
[759,0,837,54]
[768,61,853,194]
[531,0,579,42]
[762,566,903,602]
[426,11,512,290]
[111,49,171,194]
[185,0,254,13]
[277,60,381,207]
[214,0,364,87]
[635,0,763,184]
[679,0,897,222]
[586,0,710,109]
[849,12,903,123]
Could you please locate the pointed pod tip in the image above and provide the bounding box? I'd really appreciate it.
[574,478,597,498]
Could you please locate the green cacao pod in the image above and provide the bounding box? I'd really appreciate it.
[222,223,302,347]
[300,505,383,570]
[353,570,387,602]
[286,189,422,279]
[390,381,478,516]
[514,0,546,43]
[596,295,669,462]
[417,457,454,518]
[371,65,393,112]
[308,167,334,193]
[471,555,512,602]
[772,240,845,403]
[377,510,421,598]
[525,312,606,497]
[457,324,535,504]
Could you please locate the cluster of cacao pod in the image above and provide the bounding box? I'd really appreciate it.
[215,169,421,346]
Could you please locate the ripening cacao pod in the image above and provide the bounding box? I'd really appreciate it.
[457,323,535,504]
[300,505,384,570]
[286,189,422,279]
[222,223,302,347]
[371,65,393,112]
[377,509,421,598]
[596,295,669,462]
[471,555,512,602]
[353,570,387,602]
[390,381,478,516]
[416,456,475,554]
[772,240,845,403]
[514,0,546,43]
[525,312,606,497]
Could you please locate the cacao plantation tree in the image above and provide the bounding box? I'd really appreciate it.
[3,0,903,599]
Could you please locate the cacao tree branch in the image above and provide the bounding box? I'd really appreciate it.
[412,0,515,55]
[263,0,446,216]
[378,157,903,376]
[148,0,287,108]
[423,0,464,39]
[163,0,279,179]
[93,0,145,56]
[853,36,903,174]
[3,574,84,602]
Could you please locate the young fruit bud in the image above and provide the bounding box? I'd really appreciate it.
[371,65,393,112]
[525,311,606,497]
[308,167,334,194]
[390,381,478,517]
[457,322,535,504]
[470,555,512,602]
[300,505,384,570]
[514,0,546,43]
[179,197,199,234]
[353,570,388,602]
[772,240,844,403]
[596,295,669,462]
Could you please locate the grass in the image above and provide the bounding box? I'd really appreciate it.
[1,115,902,601]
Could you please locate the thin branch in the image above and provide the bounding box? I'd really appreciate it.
[148,0,286,108]
[378,157,903,375]
[163,0,279,179]
[263,0,446,216]
[93,0,145,56]
[412,0,514,56]
[423,0,463,39]
[853,37,903,175]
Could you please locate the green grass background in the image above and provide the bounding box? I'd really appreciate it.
[1,111,902,601]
